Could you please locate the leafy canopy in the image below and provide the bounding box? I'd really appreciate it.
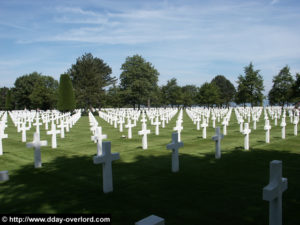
[14,72,58,110]
[236,63,264,106]
[68,53,115,108]
[211,75,236,106]
[268,66,294,106]
[119,55,159,108]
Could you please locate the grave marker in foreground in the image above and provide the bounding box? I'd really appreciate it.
[26,132,47,168]
[212,127,224,159]
[135,215,165,225]
[166,132,183,172]
[263,160,288,225]
[93,141,120,193]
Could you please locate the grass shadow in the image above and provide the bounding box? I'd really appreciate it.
[0,149,299,225]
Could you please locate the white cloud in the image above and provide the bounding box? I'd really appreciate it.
[1,0,300,91]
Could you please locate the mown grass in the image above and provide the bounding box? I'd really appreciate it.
[0,110,299,225]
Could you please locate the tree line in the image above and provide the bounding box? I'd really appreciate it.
[1,53,299,111]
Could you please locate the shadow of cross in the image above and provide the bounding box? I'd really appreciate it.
[263,160,288,225]
[93,141,120,193]
[166,132,183,173]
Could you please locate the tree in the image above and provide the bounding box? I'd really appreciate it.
[57,74,75,112]
[5,89,12,110]
[236,63,264,106]
[197,82,220,107]
[181,85,197,107]
[211,75,236,106]
[68,53,115,109]
[268,66,294,106]
[0,87,9,110]
[106,84,122,108]
[29,76,58,110]
[161,78,182,107]
[14,72,58,109]
[291,73,300,103]
[119,55,159,109]
[13,72,41,109]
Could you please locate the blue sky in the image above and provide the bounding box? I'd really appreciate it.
[0,0,300,93]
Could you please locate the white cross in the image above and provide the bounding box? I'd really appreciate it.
[173,121,183,142]
[222,119,228,135]
[118,117,124,132]
[280,118,286,139]
[153,117,161,135]
[16,119,21,132]
[0,126,8,156]
[166,132,183,173]
[212,127,224,159]
[195,116,201,130]
[293,116,298,136]
[239,118,244,133]
[243,123,251,150]
[125,119,134,139]
[20,122,30,142]
[57,119,65,138]
[140,115,147,124]
[161,115,166,128]
[26,132,47,168]
[253,116,257,130]
[201,121,208,139]
[263,160,287,225]
[33,116,42,135]
[92,127,107,156]
[113,117,118,128]
[64,120,70,132]
[93,141,120,193]
[44,116,49,130]
[264,120,272,143]
[138,123,151,149]
[211,116,216,128]
[47,123,60,148]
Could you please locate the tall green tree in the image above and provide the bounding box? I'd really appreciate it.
[13,72,41,109]
[268,66,294,106]
[57,74,75,112]
[236,63,264,106]
[181,85,197,107]
[197,82,220,107]
[211,75,236,106]
[29,76,58,110]
[291,73,300,103]
[14,72,58,109]
[161,78,182,107]
[119,55,159,109]
[68,53,115,109]
[0,87,9,110]
[5,89,12,110]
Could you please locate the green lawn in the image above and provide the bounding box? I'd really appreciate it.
[0,110,299,225]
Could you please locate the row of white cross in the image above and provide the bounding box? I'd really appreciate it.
[1,107,290,225]
[6,110,82,151]
[0,110,81,168]
[97,108,179,149]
